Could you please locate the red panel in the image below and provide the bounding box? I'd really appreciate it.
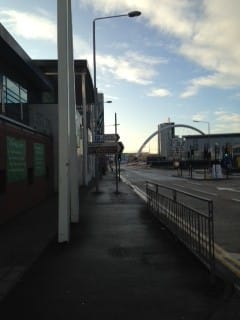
[0,121,54,224]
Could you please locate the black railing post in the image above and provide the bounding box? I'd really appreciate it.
[208,200,215,278]
[173,189,177,202]
[145,181,215,279]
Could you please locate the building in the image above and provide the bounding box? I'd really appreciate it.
[184,133,240,168]
[158,122,175,159]
[30,59,95,188]
[0,23,96,223]
[156,120,240,169]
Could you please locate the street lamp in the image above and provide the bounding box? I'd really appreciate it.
[193,119,210,149]
[92,10,141,135]
[193,120,210,136]
[92,10,141,192]
[193,120,211,177]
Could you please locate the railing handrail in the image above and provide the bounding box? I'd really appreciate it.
[146,180,215,275]
[146,181,212,204]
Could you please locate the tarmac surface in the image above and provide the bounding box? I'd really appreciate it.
[1,173,240,319]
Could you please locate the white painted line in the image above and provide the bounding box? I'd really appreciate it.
[122,174,240,279]
[192,188,217,197]
[173,184,185,188]
[232,198,240,203]
[187,181,202,186]
[121,175,147,202]
[214,243,240,279]
[172,184,217,197]
[132,186,147,202]
[217,187,240,193]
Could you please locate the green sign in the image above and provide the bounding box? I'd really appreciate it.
[34,143,45,177]
[7,136,27,182]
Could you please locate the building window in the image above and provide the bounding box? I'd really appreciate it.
[0,76,28,123]
[2,76,28,104]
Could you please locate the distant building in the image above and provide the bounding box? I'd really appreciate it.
[157,120,240,168]
[184,133,240,168]
[158,122,175,158]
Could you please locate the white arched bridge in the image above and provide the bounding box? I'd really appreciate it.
[136,124,205,158]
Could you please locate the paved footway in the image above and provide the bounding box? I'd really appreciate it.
[0,173,240,319]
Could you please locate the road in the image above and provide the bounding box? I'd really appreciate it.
[121,163,240,280]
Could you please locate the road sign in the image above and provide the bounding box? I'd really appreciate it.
[88,142,118,154]
[94,134,104,143]
[103,133,120,142]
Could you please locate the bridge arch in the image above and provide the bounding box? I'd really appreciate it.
[136,124,205,158]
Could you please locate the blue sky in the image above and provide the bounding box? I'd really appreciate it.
[1,0,240,153]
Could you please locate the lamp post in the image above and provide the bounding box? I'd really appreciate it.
[193,120,211,178]
[193,119,210,150]
[193,120,210,135]
[93,11,141,107]
[92,10,141,192]
[57,0,79,242]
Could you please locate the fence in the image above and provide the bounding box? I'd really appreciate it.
[146,181,215,273]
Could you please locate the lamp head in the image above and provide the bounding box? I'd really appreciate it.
[128,11,141,17]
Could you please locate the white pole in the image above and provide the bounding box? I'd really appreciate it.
[68,0,80,223]
[81,73,88,186]
[57,0,70,242]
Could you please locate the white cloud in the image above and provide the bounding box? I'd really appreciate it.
[214,111,240,133]
[0,8,93,61]
[235,93,240,99]
[147,88,171,97]
[181,72,240,98]
[3,1,240,94]
[97,51,164,85]
[192,112,209,122]
[0,7,164,86]
[191,110,240,134]
[104,95,119,100]
[0,9,57,42]
[79,0,196,38]
[73,35,92,59]
[79,0,240,96]
[214,111,240,123]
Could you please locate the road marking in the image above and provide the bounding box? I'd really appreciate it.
[214,243,240,279]
[122,175,240,280]
[173,184,185,188]
[121,175,147,202]
[187,181,202,186]
[217,187,240,193]
[191,188,217,197]
[232,198,240,203]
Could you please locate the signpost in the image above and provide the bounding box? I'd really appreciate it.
[88,141,124,154]
[88,142,118,154]
[104,133,120,142]
[88,141,124,193]
[93,133,120,143]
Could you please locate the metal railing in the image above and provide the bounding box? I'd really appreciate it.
[146,181,215,273]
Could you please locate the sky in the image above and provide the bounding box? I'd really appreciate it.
[1,0,240,153]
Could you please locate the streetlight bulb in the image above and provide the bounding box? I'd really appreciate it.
[128,11,141,17]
